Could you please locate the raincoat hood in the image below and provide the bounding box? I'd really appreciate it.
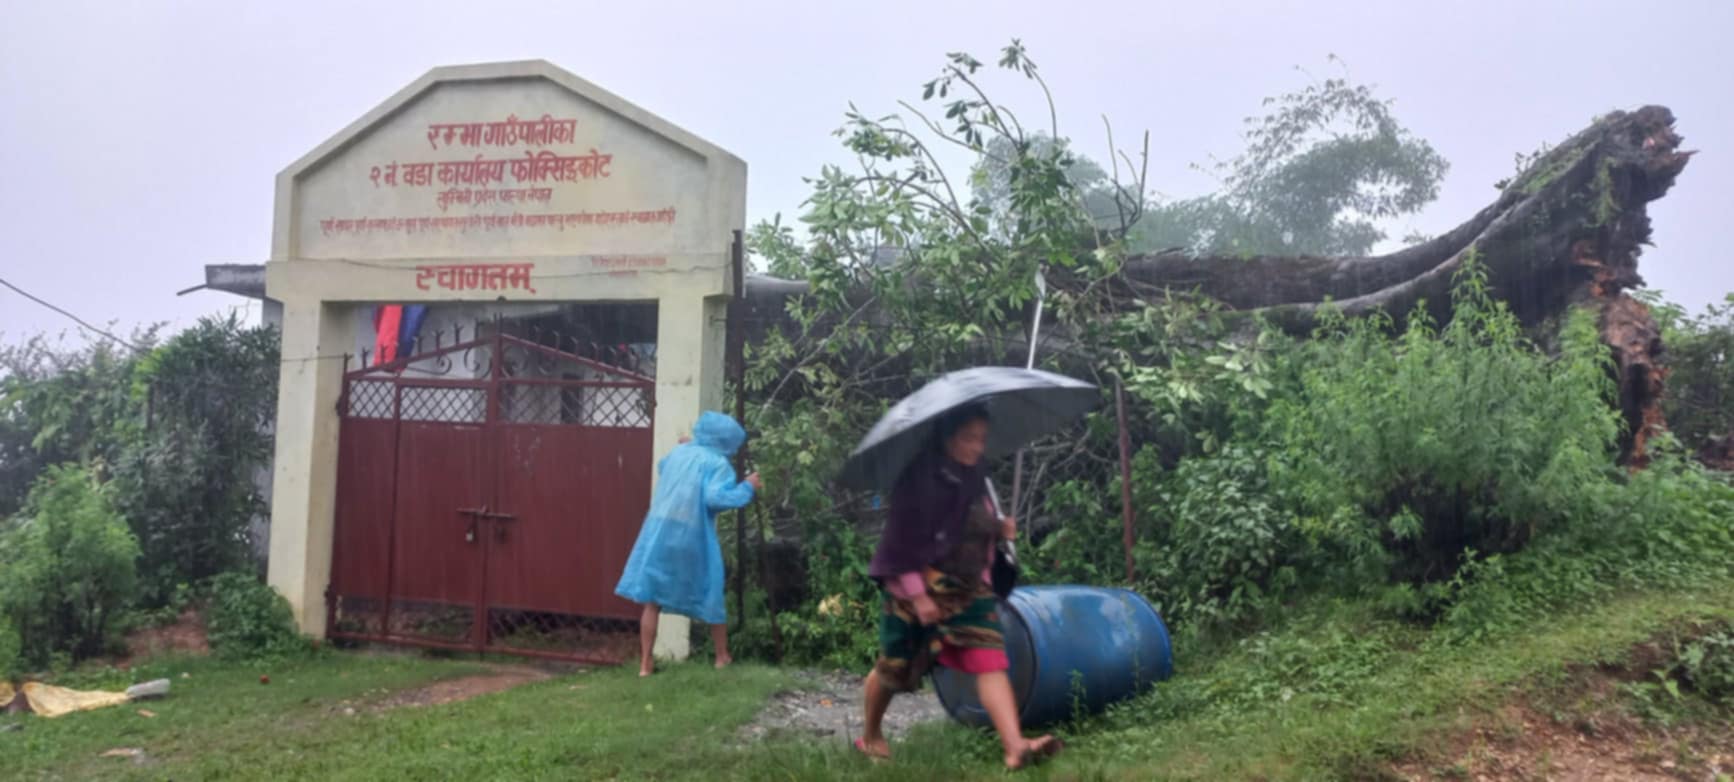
[691,411,747,456]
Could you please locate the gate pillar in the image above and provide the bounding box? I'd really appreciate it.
[266,298,352,637]
[647,293,730,659]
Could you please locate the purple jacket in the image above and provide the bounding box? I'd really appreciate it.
[868,449,987,583]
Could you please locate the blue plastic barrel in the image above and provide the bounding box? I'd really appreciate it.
[931,585,1173,728]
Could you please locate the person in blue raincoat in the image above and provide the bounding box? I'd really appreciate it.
[615,411,761,676]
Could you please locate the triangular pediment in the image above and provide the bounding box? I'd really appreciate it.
[273,60,744,263]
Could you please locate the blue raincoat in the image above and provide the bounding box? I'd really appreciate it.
[614,411,755,625]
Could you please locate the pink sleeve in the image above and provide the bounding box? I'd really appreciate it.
[885,571,926,600]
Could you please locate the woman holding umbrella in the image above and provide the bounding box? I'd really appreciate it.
[853,402,1065,770]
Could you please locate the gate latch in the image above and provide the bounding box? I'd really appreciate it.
[480,509,518,542]
[456,507,516,543]
[456,506,487,543]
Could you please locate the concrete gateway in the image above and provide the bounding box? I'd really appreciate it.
[201,60,747,662]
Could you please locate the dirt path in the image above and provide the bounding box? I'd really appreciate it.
[737,670,949,746]
[1395,708,1734,781]
[322,664,555,716]
[377,665,552,709]
[1392,655,1734,781]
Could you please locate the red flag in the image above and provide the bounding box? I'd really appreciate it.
[374,305,403,365]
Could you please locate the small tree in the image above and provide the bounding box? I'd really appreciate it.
[1133,60,1447,256]
[111,314,279,603]
[2,316,278,610]
[0,330,155,517]
[0,465,140,665]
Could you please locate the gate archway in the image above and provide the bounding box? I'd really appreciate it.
[326,320,655,663]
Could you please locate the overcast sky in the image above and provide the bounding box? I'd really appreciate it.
[2,0,1729,345]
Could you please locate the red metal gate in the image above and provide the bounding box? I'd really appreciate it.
[327,323,654,663]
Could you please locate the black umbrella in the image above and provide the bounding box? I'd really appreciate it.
[837,367,1099,492]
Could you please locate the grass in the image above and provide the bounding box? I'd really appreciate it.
[1,653,793,781]
[4,580,1733,781]
[731,579,1734,781]
[0,653,485,780]
[1047,585,1734,781]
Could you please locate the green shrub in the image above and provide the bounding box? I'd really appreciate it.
[1679,628,1734,705]
[0,465,140,666]
[1645,292,1734,453]
[1263,257,1622,589]
[204,572,306,661]
[1435,448,1734,644]
[1037,442,1331,628]
[0,615,19,679]
[761,590,879,670]
[724,399,885,668]
[761,519,880,669]
[1135,445,1307,626]
[1030,475,1123,587]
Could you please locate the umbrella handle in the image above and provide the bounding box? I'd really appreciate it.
[1011,267,1047,526]
[985,478,1020,563]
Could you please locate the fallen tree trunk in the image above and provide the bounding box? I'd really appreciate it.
[1122,106,1690,465]
[1111,107,1686,320]
[746,106,1693,465]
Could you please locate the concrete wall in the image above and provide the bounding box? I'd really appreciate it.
[247,300,286,568]
[263,61,744,661]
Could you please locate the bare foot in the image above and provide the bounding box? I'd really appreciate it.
[638,664,654,677]
[1005,735,1063,770]
[853,736,891,761]
[714,655,733,669]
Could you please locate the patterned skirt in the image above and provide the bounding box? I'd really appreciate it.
[873,567,1008,693]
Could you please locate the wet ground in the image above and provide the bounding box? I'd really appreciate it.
[737,670,950,746]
